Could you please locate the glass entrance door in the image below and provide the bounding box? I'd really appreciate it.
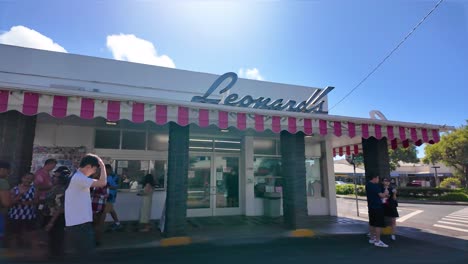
[213,155,240,215]
[187,154,241,217]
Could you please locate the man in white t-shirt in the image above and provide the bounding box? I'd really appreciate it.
[65,154,107,256]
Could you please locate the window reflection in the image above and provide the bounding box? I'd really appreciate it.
[253,157,282,198]
[114,159,167,190]
[306,158,324,198]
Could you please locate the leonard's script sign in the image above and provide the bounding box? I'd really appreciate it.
[191,72,334,114]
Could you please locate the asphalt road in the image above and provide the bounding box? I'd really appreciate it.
[24,235,463,264]
[337,197,468,240]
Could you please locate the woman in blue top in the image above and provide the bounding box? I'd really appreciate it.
[7,172,37,250]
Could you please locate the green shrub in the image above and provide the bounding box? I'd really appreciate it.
[336,184,354,195]
[396,187,454,198]
[437,192,468,202]
[440,178,462,189]
[356,185,366,196]
[336,184,365,195]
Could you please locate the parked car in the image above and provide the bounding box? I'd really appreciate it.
[406,180,423,187]
[335,181,346,185]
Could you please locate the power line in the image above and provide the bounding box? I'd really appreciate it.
[329,0,445,111]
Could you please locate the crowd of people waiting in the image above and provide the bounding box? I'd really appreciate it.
[0,153,156,261]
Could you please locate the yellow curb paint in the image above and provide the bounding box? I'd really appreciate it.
[160,236,192,247]
[289,229,315,237]
[381,227,392,235]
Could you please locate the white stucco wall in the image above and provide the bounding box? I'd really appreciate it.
[0,44,329,111]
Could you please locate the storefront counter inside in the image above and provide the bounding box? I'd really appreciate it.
[105,188,166,222]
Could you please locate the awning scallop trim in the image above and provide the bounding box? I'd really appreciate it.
[0,90,441,145]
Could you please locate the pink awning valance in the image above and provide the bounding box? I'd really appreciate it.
[0,90,442,146]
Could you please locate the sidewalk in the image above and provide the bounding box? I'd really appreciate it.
[96,215,467,252]
[98,216,370,250]
[2,215,467,263]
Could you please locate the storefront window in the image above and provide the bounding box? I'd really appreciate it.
[253,157,282,197]
[95,129,120,149]
[254,139,279,155]
[150,160,167,188]
[95,128,168,151]
[115,159,167,190]
[189,138,213,151]
[187,156,211,209]
[214,139,241,153]
[306,158,324,198]
[122,131,146,150]
[147,133,168,151]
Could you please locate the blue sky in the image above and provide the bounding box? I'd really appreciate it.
[1,0,467,157]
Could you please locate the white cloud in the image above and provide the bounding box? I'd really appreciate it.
[106,34,175,68]
[238,68,264,81]
[0,25,67,53]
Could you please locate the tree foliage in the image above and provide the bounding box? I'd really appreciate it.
[345,153,364,167]
[388,145,419,171]
[439,177,462,189]
[423,122,468,187]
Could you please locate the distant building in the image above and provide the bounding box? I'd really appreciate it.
[393,162,454,187]
[334,159,454,187]
[333,159,365,185]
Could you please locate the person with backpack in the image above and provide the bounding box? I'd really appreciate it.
[64,154,106,257]
[44,166,71,260]
[34,159,57,227]
[382,177,399,241]
[104,164,122,231]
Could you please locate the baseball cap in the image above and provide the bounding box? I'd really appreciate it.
[54,166,71,175]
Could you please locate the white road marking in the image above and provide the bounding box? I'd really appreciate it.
[444,215,468,220]
[437,221,468,228]
[441,218,468,224]
[396,210,424,223]
[433,224,468,233]
[449,214,468,217]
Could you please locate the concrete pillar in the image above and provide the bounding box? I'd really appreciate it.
[280,131,308,229]
[163,122,189,237]
[322,140,337,216]
[362,137,390,181]
[241,136,255,216]
[0,111,36,185]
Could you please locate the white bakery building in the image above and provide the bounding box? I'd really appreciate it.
[0,44,448,236]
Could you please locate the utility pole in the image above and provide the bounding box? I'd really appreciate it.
[347,154,359,217]
[432,165,440,187]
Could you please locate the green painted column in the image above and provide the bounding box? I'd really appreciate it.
[280,131,308,229]
[163,122,189,237]
[0,111,36,185]
[362,137,390,182]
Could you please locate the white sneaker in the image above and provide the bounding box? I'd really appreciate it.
[391,235,396,241]
[368,238,376,244]
[374,240,389,248]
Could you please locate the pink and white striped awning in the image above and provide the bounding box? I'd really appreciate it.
[331,137,427,158]
[0,90,442,146]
